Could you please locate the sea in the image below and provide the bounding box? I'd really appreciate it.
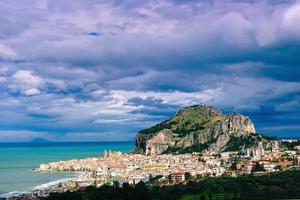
[0,141,134,196]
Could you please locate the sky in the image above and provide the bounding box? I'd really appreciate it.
[0,0,300,142]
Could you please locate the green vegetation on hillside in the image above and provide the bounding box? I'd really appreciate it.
[138,105,224,138]
[259,133,278,141]
[138,120,175,137]
[281,140,300,150]
[163,143,209,154]
[225,136,253,151]
[225,133,274,152]
[45,170,300,200]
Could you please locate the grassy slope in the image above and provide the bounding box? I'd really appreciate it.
[138,106,224,138]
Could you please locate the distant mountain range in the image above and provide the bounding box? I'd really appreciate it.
[30,138,52,143]
[135,105,275,155]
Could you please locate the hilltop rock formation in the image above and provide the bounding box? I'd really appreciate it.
[135,105,262,155]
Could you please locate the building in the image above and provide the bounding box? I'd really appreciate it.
[294,156,300,166]
[220,151,238,159]
[128,176,149,185]
[223,170,236,177]
[271,141,280,152]
[33,189,46,198]
[246,147,265,158]
[278,160,292,168]
[294,146,300,153]
[169,172,185,183]
[260,162,277,172]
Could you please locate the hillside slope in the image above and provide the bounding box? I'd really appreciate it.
[135,105,266,155]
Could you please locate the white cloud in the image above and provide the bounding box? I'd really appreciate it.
[0,75,6,83]
[282,4,300,40]
[8,70,44,95]
[12,70,43,87]
[60,131,133,142]
[110,89,218,106]
[0,43,18,59]
[0,98,20,107]
[23,88,41,96]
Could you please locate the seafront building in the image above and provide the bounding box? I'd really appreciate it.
[24,144,300,199]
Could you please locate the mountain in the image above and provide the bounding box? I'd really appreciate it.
[30,138,52,143]
[135,105,270,155]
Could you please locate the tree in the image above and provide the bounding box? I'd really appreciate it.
[74,181,79,189]
[232,193,238,200]
[184,172,193,181]
[149,173,153,182]
[92,179,97,187]
[230,162,237,171]
[275,165,282,171]
[254,162,265,172]
[134,181,151,200]
[113,180,120,189]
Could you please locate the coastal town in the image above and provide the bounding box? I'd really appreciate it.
[10,139,299,199]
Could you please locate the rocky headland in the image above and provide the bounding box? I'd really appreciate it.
[135,105,268,155]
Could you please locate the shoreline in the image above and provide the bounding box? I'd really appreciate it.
[0,171,84,199]
[0,142,134,199]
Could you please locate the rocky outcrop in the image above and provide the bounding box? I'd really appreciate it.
[135,105,257,155]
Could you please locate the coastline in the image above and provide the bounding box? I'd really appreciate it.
[0,171,84,199]
[2,140,300,199]
[33,172,84,190]
[0,141,134,198]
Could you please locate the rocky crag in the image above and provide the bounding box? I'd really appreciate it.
[135,105,270,155]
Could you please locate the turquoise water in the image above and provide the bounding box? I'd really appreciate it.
[0,142,133,195]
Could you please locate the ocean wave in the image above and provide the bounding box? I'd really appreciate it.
[0,172,84,198]
[32,172,83,190]
[0,190,29,198]
[33,177,74,190]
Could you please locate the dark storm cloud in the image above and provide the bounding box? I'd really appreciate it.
[0,0,300,141]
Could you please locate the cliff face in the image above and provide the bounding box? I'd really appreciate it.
[135,105,257,155]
